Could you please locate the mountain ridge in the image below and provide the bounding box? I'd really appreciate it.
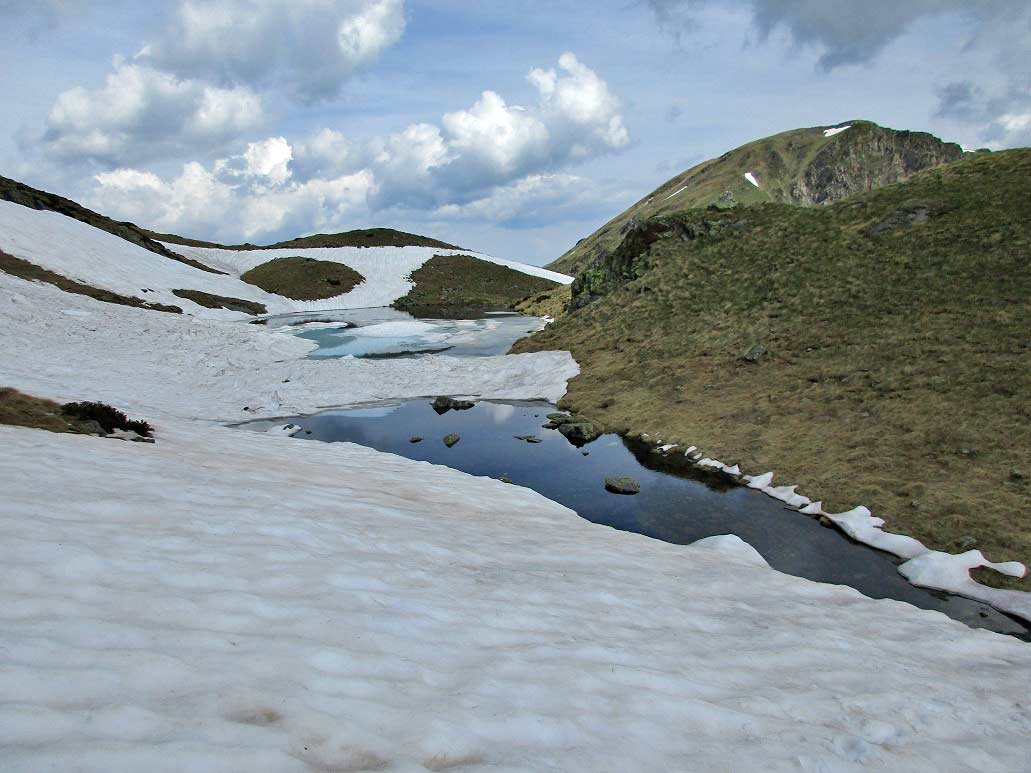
[549,120,965,275]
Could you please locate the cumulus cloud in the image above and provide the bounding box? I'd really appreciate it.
[141,0,406,102]
[87,52,630,243]
[42,62,263,165]
[92,150,376,242]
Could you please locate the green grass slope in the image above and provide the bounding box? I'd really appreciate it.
[239,257,365,301]
[514,148,1031,588]
[550,121,964,275]
[393,255,560,317]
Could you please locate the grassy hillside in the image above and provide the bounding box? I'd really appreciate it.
[0,176,225,274]
[550,121,964,275]
[239,257,365,301]
[147,227,460,251]
[514,149,1031,588]
[393,255,560,316]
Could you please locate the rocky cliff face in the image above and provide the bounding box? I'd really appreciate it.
[789,124,964,205]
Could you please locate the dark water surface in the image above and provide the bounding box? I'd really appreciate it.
[273,399,1030,639]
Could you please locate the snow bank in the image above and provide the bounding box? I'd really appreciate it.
[0,273,578,421]
[744,172,760,188]
[642,437,1030,619]
[3,420,1031,771]
[0,200,571,321]
[824,125,852,137]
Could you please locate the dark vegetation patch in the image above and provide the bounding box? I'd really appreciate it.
[0,249,182,313]
[172,288,267,315]
[0,175,226,275]
[515,148,1031,589]
[62,400,153,436]
[392,254,559,316]
[146,227,460,250]
[240,257,364,300]
[0,387,152,436]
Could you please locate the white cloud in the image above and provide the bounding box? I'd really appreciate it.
[43,62,263,165]
[143,0,406,102]
[86,53,630,243]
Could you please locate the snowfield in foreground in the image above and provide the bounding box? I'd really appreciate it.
[3,420,1031,772]
[2,213,1031,769]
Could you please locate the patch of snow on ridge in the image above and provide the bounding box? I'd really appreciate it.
[744,172,759,187]
[663,185,688,201]
[0,198,572,321]
[3,420,1031,771]
[824,125,852,137]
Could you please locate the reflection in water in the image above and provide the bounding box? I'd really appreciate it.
[254,399,1029,640]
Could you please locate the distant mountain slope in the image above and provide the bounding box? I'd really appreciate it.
[550,120,964,275]
[0,175,225,274]
[516,148,1031,589]
[143,227,461,251]
[0,177,569,319]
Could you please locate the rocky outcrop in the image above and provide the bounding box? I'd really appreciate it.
[790,124,964,205]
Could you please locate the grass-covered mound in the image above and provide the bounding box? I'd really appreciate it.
[240,257,364,301]
[0,175,225,274]
[515,148,1031,588]
[172,289,267,315]
[393,254,560,316]
[147,227,460,251]
[0,249,182,313]
[0,388,152,437]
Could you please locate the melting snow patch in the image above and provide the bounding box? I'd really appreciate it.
[900,550,1030,622]
[744,172,759,188]
[823,125,852,138]
[663,185,688,201]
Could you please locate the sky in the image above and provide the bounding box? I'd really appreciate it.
[0,1,1027,265]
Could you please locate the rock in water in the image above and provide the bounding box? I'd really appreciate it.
[557,418,602,447]
[443,433,461,448]
[409,436,423,443]
[432,396,475,414]
[605,476,641,495]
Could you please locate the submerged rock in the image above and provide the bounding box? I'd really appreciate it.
[514,435,543,444]
[432,396,476,414]
[443,433,461,448]
[605,476,641,495]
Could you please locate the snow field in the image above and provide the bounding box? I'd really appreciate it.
[0,200,570,321]
[2,419,1031,772]
[0,272,578,421]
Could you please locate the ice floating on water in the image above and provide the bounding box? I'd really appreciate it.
[824,125,852,138]
[266,423,300,437]
[744,172,759,188]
